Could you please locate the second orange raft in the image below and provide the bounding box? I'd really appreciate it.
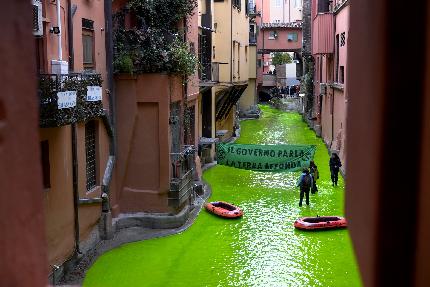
[205,201,243,218]
[294,216,347,230]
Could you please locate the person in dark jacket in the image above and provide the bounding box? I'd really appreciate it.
[297,168,313,207]
[329,153,342,186]
[309,160,319,193]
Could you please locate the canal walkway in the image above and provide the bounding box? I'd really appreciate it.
[83,105,361,287]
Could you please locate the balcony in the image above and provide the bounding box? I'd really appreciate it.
[312,13,334,54]
[199,62,220,85]
[169,145,195,209]
[248,5,260,17]
[249,32,257,45]
[38,73,104,128]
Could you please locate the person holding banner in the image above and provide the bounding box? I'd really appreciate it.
[297,168,313,207]
[329,153,342,186]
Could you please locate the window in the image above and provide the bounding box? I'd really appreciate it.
[238,44,240,78]
[40,140,50,189]
[269,31,278,39]
[340,32,346,47]
[335,34,340,82]
[288,32,298,42]
[258,59,262,68]
[232,42,236,79]
[318,0,330,13]
[294,0,302,8]
[85,121,97,191]
[339,66,345,84]
[233,0,241,10]
[245,45,248,62]
[274,0,282,7]
[82,19,95,70]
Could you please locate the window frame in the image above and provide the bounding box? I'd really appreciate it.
[85,120,98,192]
[82,19,95,70]
[40,140,51,189]
[269,31,278,40]
[287,32,298,42]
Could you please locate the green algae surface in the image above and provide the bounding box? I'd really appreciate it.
[84,105,362,287]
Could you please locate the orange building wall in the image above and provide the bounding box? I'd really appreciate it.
[40,127,75,268]
[114,74,183,214]
[39,0,109,269]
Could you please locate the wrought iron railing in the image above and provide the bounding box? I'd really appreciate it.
[248,5,259,15]
[170,145,195,179]
[249,32,257,44]
[199,62,220,83]
[169,145,195,209]
[38,73,104,128]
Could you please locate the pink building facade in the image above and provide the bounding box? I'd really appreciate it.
[254,0,303,94]
[312,0,349,172]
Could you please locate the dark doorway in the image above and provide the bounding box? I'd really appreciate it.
[202,89,212,138]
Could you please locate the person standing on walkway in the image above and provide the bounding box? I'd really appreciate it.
[297,168,313,207]
[329,153,342,186]
[309,160,319,193]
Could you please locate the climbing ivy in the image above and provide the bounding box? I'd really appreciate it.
[39,74,103,128]
[113,0,198,77]
[301,54,314,114]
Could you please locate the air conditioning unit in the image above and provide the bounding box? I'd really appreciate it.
[32,0,43,36]
[320,83,327,95]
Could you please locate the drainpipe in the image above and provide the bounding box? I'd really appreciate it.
[57,0,63,60]
[67,0,80,256]
[288,0,291,22]
[67,0,73,71]
[71,123,80,254]
[230,0,233,83]
[331,87,334,146]
[101,0,116,217]
[283,0,285,22]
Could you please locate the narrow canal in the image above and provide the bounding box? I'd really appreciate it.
[84,105,362,287]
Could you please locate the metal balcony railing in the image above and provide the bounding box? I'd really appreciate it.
[169,145,195,209]
[248,5,260,16]
[200,62,220,83]
[170,145,195,179]
[249,32,257,44]
[38,73,104,128]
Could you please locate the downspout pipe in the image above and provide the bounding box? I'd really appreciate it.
[67,0,74,71]
[101,0,116,214]
[71,123,80,254]
[57,0,63,60]
[230,0,233,82]
[67,0,80,256]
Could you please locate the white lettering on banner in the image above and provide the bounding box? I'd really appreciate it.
[57,91,77,109]
[86,86,103,102]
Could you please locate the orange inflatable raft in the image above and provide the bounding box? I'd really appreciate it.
[205,201,243,218]
[294,216,347,230]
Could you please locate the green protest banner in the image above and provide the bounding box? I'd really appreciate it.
[216,143,316,172]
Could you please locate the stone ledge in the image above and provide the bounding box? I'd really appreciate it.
[114,205,191,230]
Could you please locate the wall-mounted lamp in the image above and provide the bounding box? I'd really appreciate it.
[50,26,60,34]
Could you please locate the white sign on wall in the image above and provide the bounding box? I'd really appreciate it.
[57,91,77,109]
[86,86,103,102]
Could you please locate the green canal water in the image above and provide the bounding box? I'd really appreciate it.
[84,105,362,287]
